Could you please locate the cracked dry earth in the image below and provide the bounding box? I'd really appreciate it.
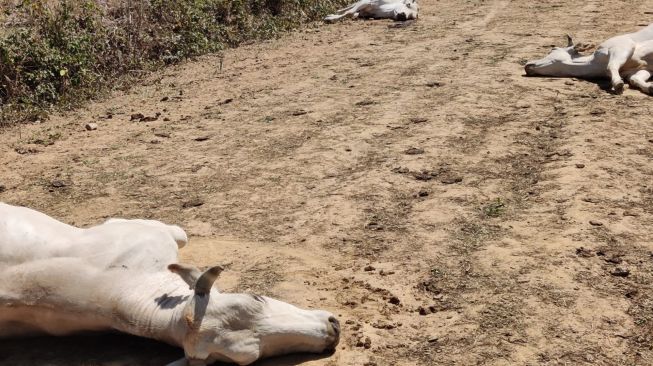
[2,0,653,365]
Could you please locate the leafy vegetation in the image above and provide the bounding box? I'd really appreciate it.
[0,0,347,125]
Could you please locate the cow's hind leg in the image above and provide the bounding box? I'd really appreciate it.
[627,69,653,94]
[606,44,635,94]
[324,0,370,22]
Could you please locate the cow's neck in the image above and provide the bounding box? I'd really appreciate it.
[104,271,189,346]
[560,56,606,78]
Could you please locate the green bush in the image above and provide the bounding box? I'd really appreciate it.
[0,0,348,124]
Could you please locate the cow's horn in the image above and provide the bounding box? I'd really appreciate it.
[194,266,224,296]
[565,34,574,47]
[168,263,202,290]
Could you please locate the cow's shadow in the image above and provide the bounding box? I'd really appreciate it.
[571,77,613,93]
[0,334,333,366]
[522,74,617,94]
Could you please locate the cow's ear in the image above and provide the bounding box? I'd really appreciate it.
[168,263,203,290]
[194,266,224,296]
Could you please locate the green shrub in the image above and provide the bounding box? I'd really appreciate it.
[0,0,348,124]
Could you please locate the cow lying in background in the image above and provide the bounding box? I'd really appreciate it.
[0,203,340,366]
[324,0,419,22]
[525,23,653,94]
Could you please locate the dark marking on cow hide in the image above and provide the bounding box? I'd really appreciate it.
[154,293,189,309]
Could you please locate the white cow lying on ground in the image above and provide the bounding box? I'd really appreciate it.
[0,202,340,366]
[525,24,653,94]
[324,0,418,22]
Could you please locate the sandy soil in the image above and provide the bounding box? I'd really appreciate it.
[2,0,653,365]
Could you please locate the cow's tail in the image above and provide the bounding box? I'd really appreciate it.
[336,2,358,13]
[324,13,345,22]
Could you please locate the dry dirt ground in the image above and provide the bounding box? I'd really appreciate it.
[2,0,653,365]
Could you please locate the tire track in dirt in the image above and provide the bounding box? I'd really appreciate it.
[387,4,570,363]
[394,0,653,364]
[481,1,653,365]
[293,1,581,364]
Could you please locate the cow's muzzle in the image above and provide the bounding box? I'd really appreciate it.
[396,12,407,21]
[326,316,341,350]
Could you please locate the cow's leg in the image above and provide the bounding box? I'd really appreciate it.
[324,0,370,21]
[627,69,653,94]
[606,45,635,94]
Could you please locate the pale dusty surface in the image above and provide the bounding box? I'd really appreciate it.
[1,0,653,365]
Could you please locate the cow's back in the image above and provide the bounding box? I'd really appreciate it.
[0,203,183,272]
[75,221,182,271]
[0,203,82,265]
[630,23,653,43]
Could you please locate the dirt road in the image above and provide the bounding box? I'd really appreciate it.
[2,0,653,365]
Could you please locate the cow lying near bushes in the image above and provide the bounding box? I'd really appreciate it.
[324,0,419,22]
[0,203,340,366]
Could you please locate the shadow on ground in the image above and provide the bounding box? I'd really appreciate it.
[0,334,334,366]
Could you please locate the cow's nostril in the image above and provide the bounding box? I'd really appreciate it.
[325,316,341,350]
[328,316,340,336]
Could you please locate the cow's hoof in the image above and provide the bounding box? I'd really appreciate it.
[647,85,653,95]
[613,82,624,94]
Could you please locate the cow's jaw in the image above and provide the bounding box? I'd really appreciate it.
[525,46,578,76]
[255,297,340,359]
[394,1,418,21]
[180,293,340,365]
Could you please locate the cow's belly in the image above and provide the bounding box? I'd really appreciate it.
[0,306,112,337]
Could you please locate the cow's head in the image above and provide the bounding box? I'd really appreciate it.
[524,36,594,76]
[395,0,419,21]
[168,263,340,365]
